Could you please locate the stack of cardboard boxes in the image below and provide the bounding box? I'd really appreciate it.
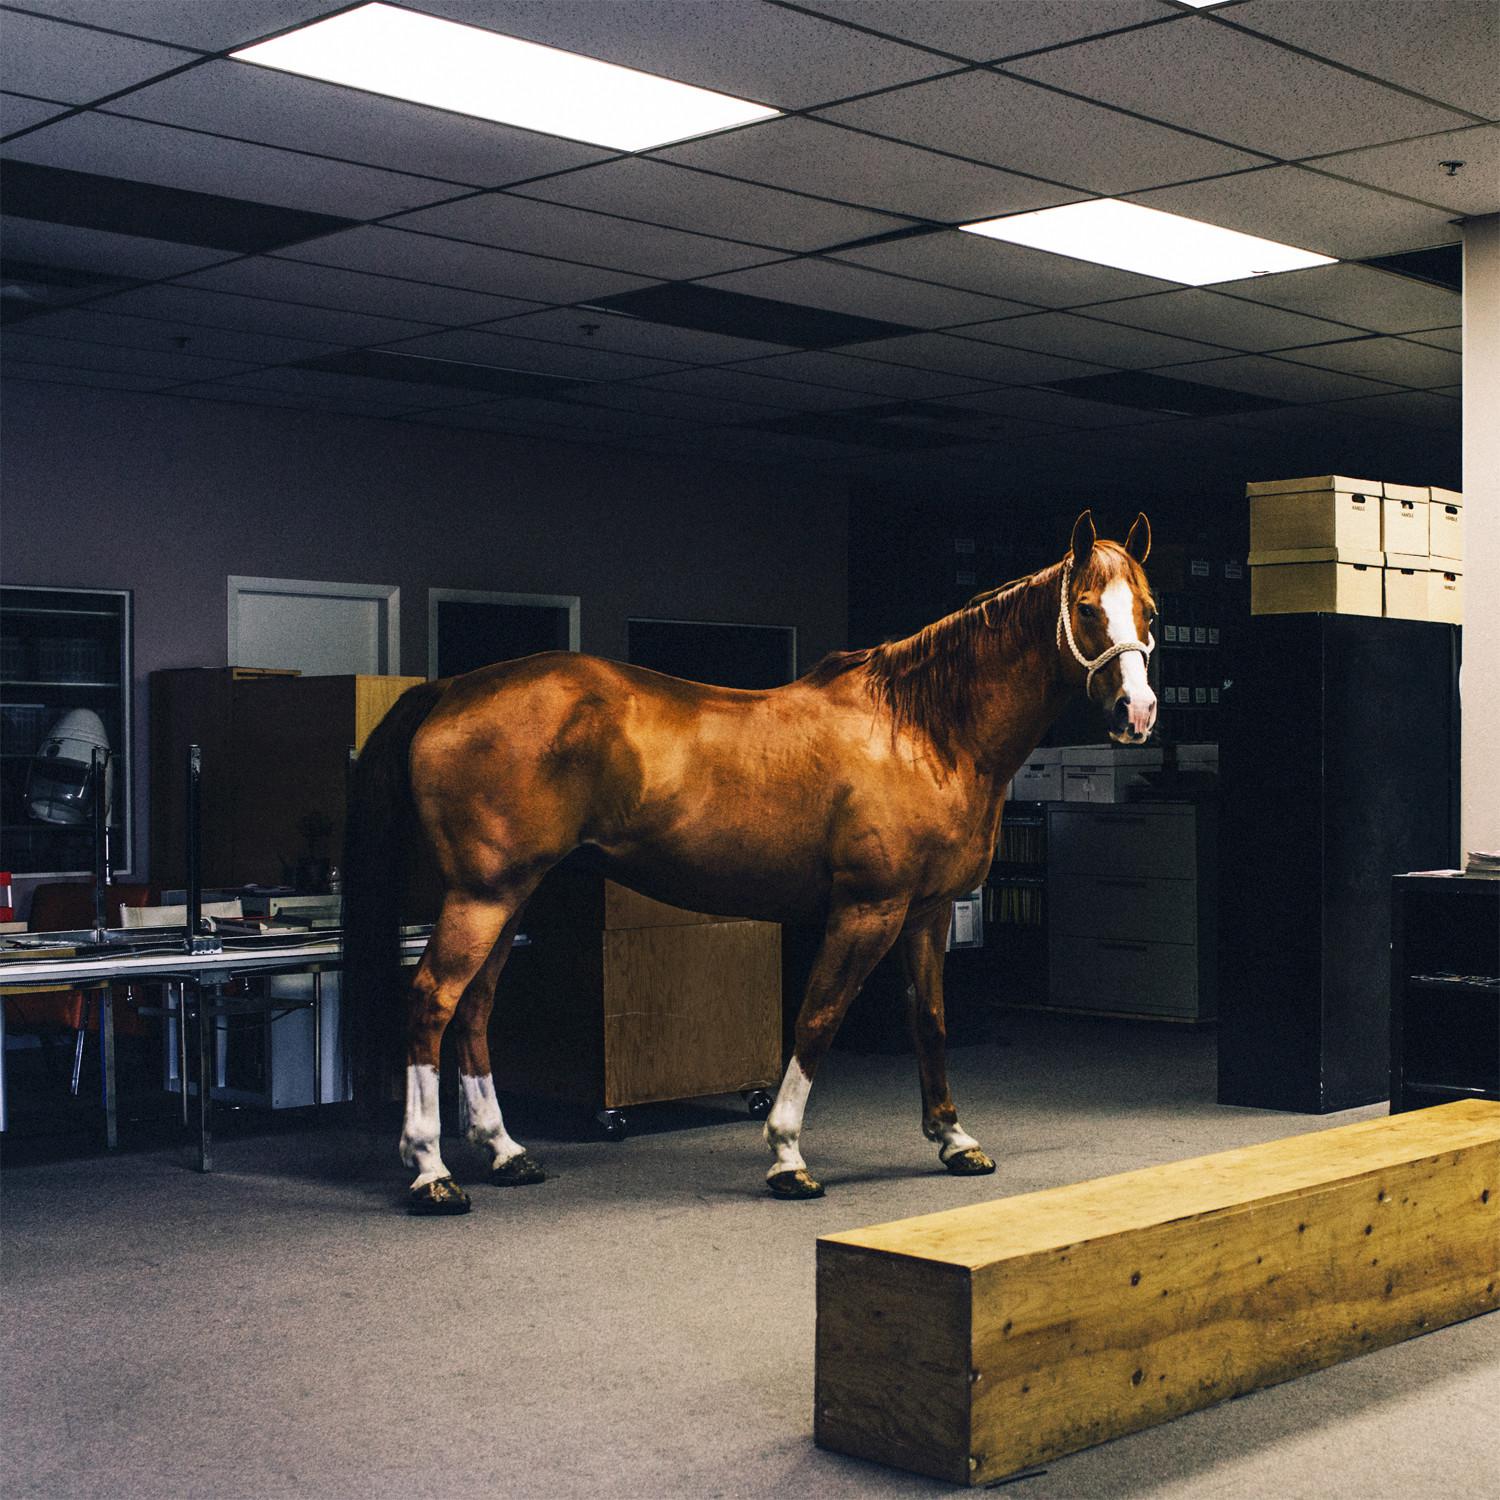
[1246,476,1463,623]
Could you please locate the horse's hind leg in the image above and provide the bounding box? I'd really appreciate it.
[901,910,995,1177]
[400,892,513,1216]
[451,917,547,1188]
[765,894,907,1200]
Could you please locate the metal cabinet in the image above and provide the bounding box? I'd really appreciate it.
[1046,802,1216,1022]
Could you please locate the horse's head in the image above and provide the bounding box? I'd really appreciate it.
[1060,511,1157,745]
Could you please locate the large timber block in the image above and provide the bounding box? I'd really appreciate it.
[816,1100,1500,1486]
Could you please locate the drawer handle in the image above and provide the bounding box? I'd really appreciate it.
[1099,940,1150,953]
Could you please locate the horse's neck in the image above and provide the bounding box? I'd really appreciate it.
[966,579,1074,774]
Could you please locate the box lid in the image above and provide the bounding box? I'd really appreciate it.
[1059,744,1165,768]
[1245,475,1380,498]
[1430,559,1465,578]
[1382,482,1429,503]
[1430,486,1464,509]
[1385,552,1431,572]
[1248,547,1384,567]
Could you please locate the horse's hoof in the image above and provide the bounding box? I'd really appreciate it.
[491,1152,547,1187]
[945,1147,996,1176]
[407,1177,471,1215]
[767,1168,824,1200]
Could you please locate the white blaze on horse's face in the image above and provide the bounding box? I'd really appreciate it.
[1101,578,1157,744]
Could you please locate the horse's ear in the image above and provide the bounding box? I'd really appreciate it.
[1069,510,1096,567]
[1125,512,1151,564]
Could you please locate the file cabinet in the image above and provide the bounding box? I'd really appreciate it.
[1046,801,1215,1021]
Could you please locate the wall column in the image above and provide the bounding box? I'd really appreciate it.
[1461,213,1499,859]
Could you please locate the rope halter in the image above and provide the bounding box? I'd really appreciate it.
[1056,555,1155,696]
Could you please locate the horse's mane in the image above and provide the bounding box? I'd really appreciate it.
[803,559,1066,762]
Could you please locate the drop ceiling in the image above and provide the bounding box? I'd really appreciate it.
[1,0,1490,482]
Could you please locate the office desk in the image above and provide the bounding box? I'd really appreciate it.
[0,931,434,1170]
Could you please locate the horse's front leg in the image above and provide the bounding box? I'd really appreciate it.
[766,893,907,1199]
[900,909,995,1176]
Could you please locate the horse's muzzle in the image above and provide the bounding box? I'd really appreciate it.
[1108,688,1157,744]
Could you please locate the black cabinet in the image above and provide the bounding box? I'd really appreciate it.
[1390,874,1499,1114]
[1217,614,1460,1112]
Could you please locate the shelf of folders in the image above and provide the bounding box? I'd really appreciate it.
[991,805,1046,927]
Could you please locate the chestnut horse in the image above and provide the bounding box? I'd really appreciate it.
[344,511,1156,1214]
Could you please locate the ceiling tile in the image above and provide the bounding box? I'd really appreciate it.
[91,283,443,346]
[433,397,690,439]
[398,405,606,440]
[838,331,1109,383]
[171,379,427,418]
[651,116,1085,222]
[4,111,463,219]
[815,69,1265,195]
[0,11,197,105]
[1157,352,1402,402]
[8,1,345,52]
[276,225,654,303]
[791,1,1172,63]
[1,91,71,134]
[569,383,787,426]
[1274,335,1462,389]
[1,327,250,380]
[833,231,1179,306]
[1401,326,1462,352]
[0,216,237,278]
[378,328,685,382]
[1128,165,1463,260]
[0,306,335,366]
[726,350,993,399]
[694,255,1037,329]
[952,310,1226,366]
[1080,287,1364,351]
[1215,262,1462,333]
[406,0,951,109]
[105,62,615,188]
[639,366,872,411]
[1303,126,1500,217]
[481,307,795,364]
[1226,0,1499,119]
[507,157,911,253]
[179,256,542,326]
[391,192,779,280]
[214,363,497,407]
[1004,16,1472,158]
[1323,389,1462,429]
[1,360,173,392]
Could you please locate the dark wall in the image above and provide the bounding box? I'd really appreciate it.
[0,382,849,887]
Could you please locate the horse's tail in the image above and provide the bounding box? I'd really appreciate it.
[342,679,445,1108]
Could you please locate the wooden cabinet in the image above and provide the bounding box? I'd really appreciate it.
[149,669,423,888]
[1046,802,1216,1022]
[493,867,782,1118]
[1390,874,1499,1114]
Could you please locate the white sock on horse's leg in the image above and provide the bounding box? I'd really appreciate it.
[459,1072,525,1168]
[929,1118,981,1162]
[764,1057,813,1178]
[400,1063,451,1188]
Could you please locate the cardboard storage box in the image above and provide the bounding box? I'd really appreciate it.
[1384,556,1430,621]
[1428,560,1463,625]
[1429,486,1463,562]
[1249,548,1383,617]
[1381,483,1429,557]
[1011,747,1063,801]
[1058,744,1163,804]
[1246,475,1381,554]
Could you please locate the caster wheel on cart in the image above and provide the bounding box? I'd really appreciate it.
[596,1109,629,1141]
[744,1089,773,1120]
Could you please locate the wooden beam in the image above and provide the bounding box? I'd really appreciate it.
[816,1100,1500,1486]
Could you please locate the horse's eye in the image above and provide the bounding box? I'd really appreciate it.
[1078,602,1099,620]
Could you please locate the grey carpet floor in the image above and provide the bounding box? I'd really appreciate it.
[2,1011,1496,1500]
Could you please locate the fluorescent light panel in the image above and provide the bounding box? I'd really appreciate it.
[960,199,1335,286]
[231,2,779,151]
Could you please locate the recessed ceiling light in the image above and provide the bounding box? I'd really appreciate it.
[959,199,1335,286]
[231,2,780,151]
